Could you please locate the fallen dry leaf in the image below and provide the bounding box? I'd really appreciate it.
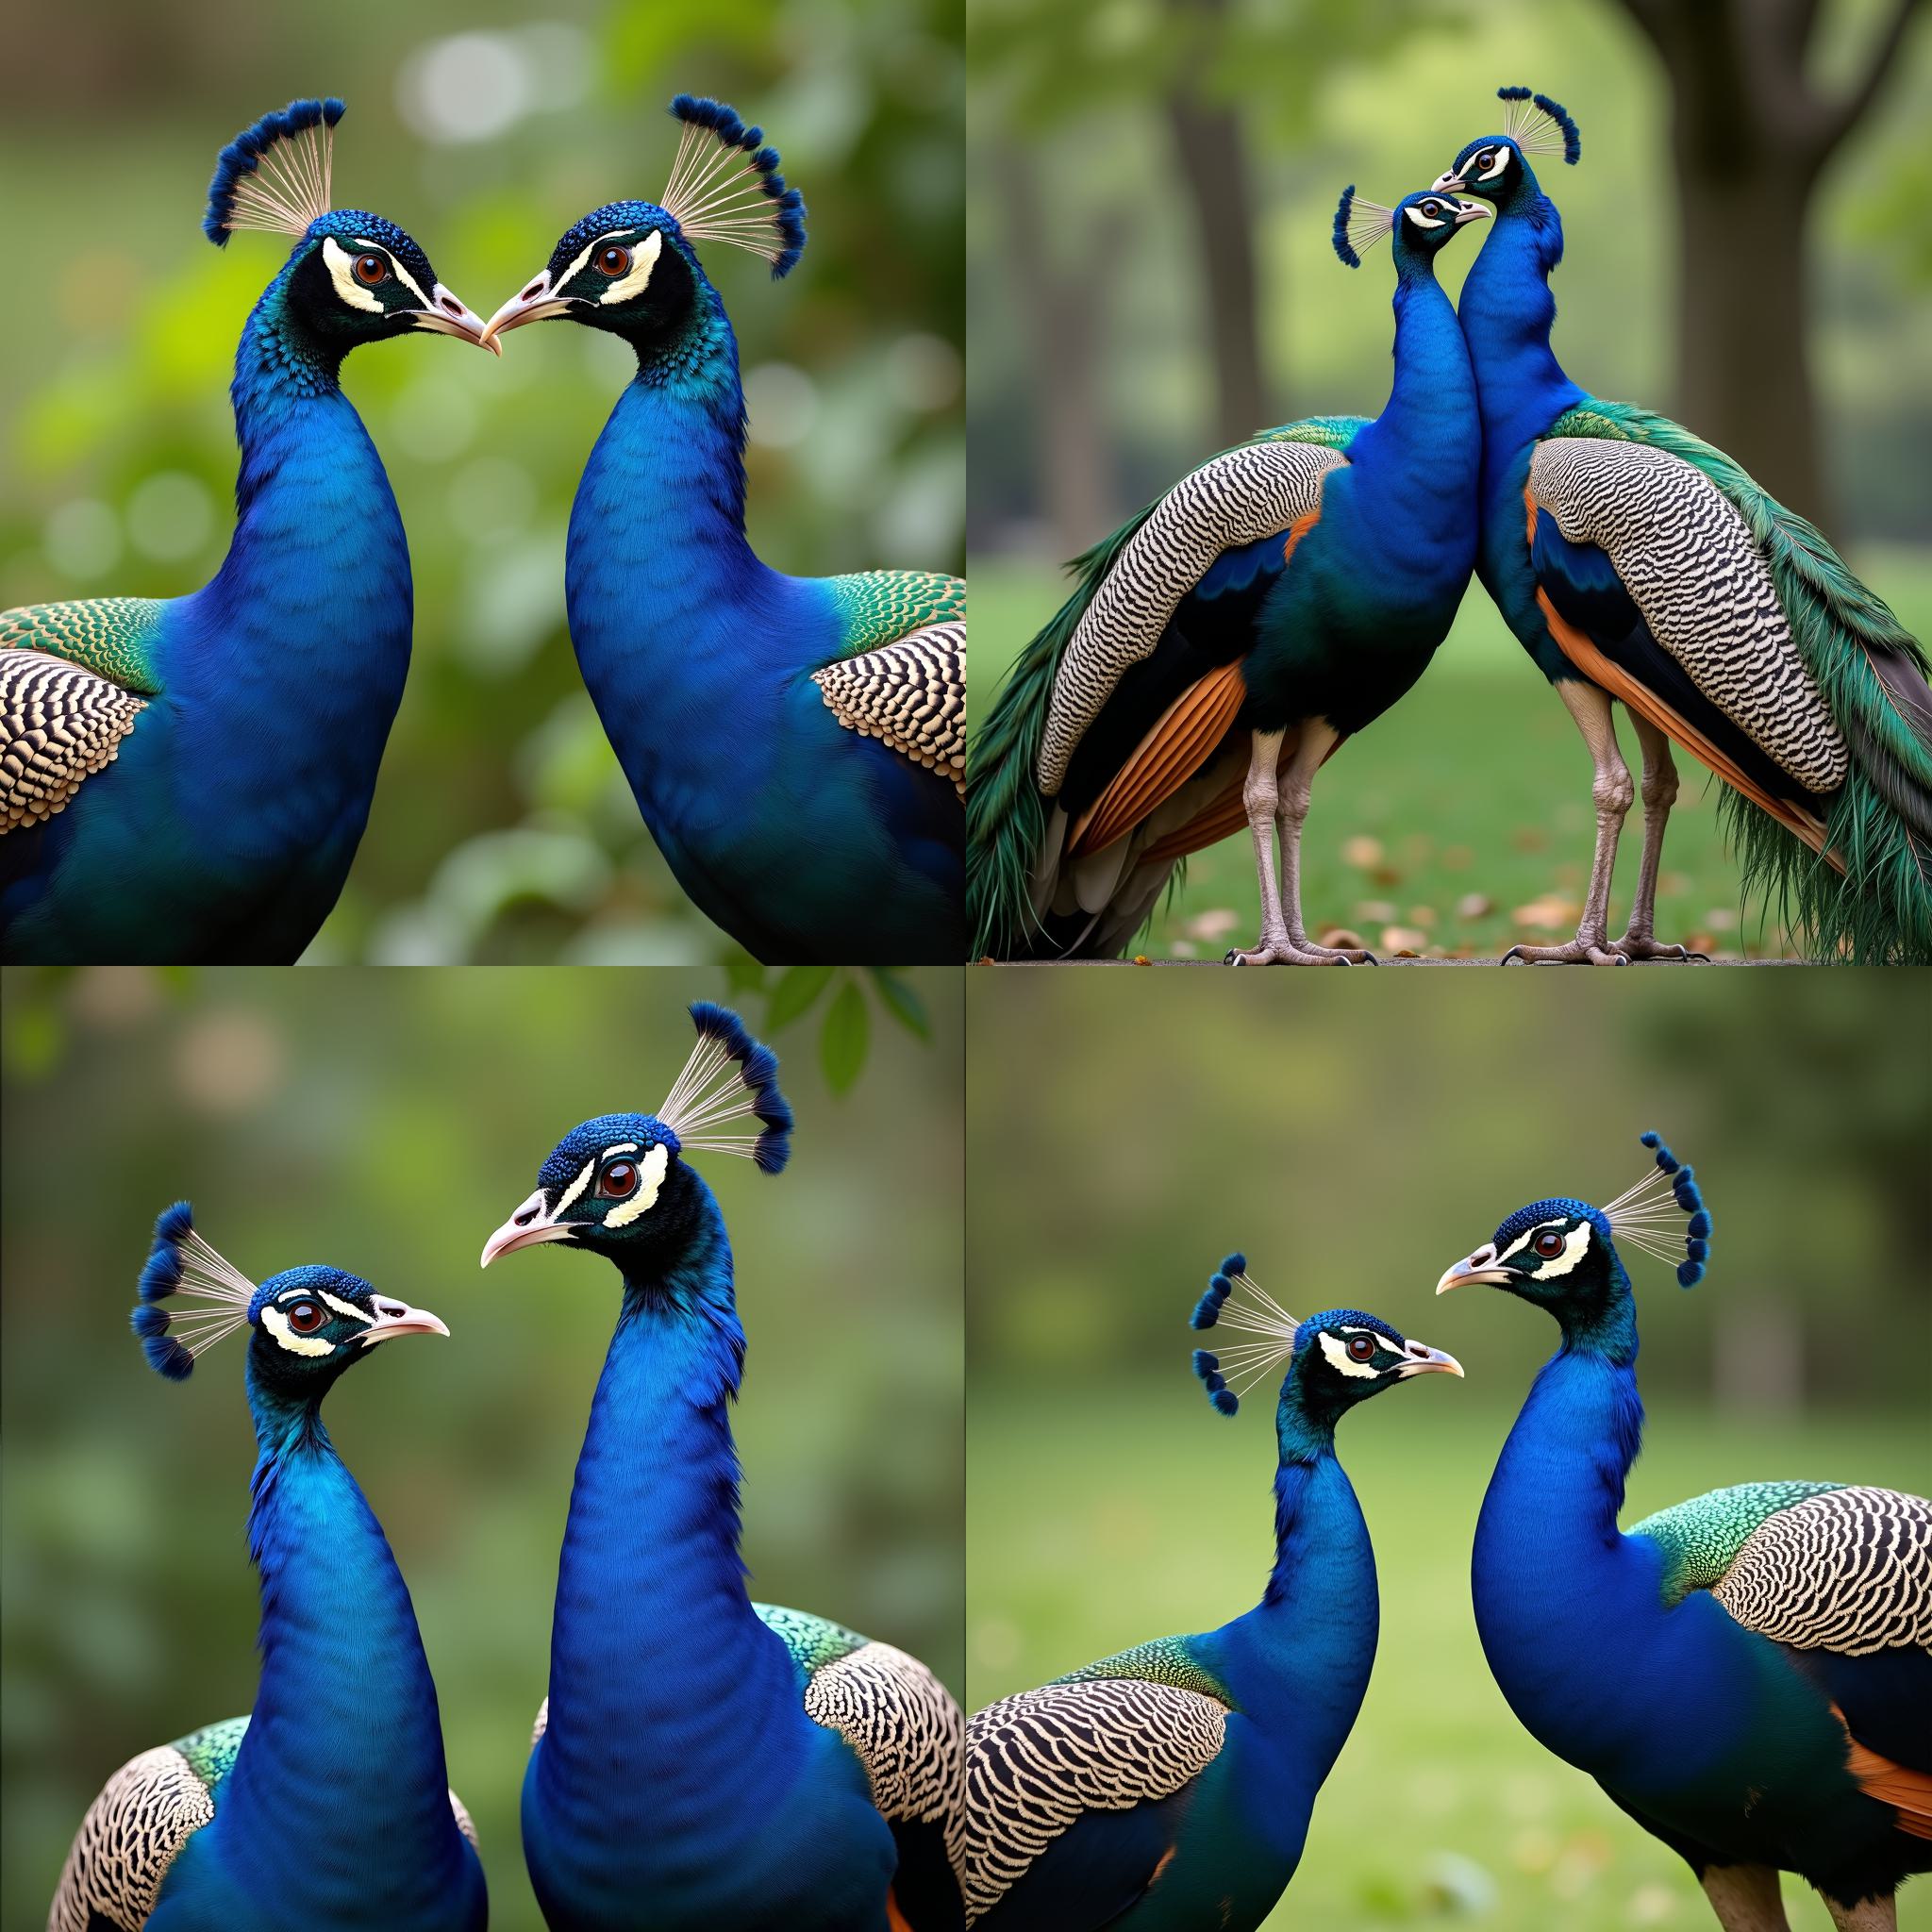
[1181,908,1241,941]
[1319,926,1366,950]
[1380,925,1428,954]
[1441,844,1474,870]
[1406,905,1438,928]
[1510,827,1549,853]
[1455,892,1494,921]
[1341,835,1384,869]
[1355,899,1398,923]
[1511,895,1582,930]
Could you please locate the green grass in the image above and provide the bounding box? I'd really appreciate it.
[969,550,1932,961]
[968,1382,1932,1930]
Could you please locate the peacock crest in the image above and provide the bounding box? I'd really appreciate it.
[1601,1130,1714,1287]
[1189,1253,1300,1415]
[204,96,346,244]
[1495,85,1581,165]
[658,95,808,278]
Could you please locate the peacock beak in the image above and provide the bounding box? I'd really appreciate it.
[481,1190,577,1268]
[1436,1245,1514,1294]
[1432,168,1468,193]
[481,272,576,347]
[408,285,502,355]
[1453,201,1491,226]
[1397,1341,1465,1378]
[358,1296,451,1345]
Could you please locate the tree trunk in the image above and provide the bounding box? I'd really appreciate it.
[1671,147,1825,521]
[1167,93,1270,447]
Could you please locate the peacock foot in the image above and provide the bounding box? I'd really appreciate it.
[1501,936,1627,966]
[1225,936,1375,966]
[1610,933,1710,963]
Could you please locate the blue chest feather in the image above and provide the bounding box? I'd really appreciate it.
[562,312,960,964]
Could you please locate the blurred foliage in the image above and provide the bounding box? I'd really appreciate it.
[966,971,1930,1927]
[975,551,1932,958]
[0,0,963,963]
[0,966,963,1932]
[968,0,1931,546]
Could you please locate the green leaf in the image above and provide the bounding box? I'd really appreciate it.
[872,969,930,1040]
[765,965,835,1032]
[819,981,870,1093]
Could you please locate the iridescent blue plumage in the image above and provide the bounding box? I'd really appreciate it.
[52,1205,484,1931]
[1440,1140,1931,1919]
[1,100,491,963]
[481,1006,962,1929]
[481,99,965,964]
[964,1265,1462,1928]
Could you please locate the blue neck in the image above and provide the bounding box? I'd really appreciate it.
[1212,1396,1377,1811]
[533,1202,814,1847]
[214,1370,469,1917]
[567,287,770,614]
[1329,262,1481,582]
[1457,187,1587,494]
[179,270,412,741]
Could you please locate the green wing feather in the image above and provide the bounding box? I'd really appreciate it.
[1550,401,1932,962]
[965,416,1366,959]
[1,598,167,695]
[824,572,965,661]
[755,1601,870,1680]
[1054,1635,1235,1709]
[1628,1480,1844,1607]
[170,1716,248,1795]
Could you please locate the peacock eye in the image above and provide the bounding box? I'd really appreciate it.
[287,1300,327,1334]
[597,244,633,278]
[1422,201,1441,219]
[599,1159,639,1199]
[354,252,388,286]
[1533,1230,1566,1258]
[1347,1334,1376,1362]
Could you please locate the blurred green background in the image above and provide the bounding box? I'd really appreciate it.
[0,0,962,963]
[969,0,1932,960]
[966,971,1932,1929]
[0,966,962,1931]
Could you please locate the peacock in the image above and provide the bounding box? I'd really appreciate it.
[967,184,1491,962]
[963,1257,1463,1927]
[0,98,494,966]
[1435,89,1932,964]
[50,1203,486,1932]
[1437,1132,1931,1930]
[479,96,966,966]
[478,1000,964,1931]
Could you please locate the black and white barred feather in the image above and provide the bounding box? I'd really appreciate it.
[814,623,967,797]
[803,1639,966,1885]
[1710,1485,1931,1657]
[1528,439,1848,791]
[1035,441,1344,795]
[2,649,146,833]
[963,1676,1228,1923]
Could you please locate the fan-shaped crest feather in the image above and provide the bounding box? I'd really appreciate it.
[1600,1130,1714,1288]
[129,1202,258,1379]
[657,1002,793,1173]
[1333,185,1393,268]
[660,94,808,278]
[1189,1252,1297,1414]
[205,97,345,245]
[1496,85,1581,164]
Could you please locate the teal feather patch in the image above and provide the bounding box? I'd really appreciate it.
[170,1715,249,1793]
[755,1602,868,1679]
[1,598,166,695]
[825,572,964,659]
[1549,399,1932,962]
[965,416,1367,958]
[1629,1480,1845,1607]
[1054,1636,1236,1710]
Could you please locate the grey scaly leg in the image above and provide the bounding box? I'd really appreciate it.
[1613,711,1707,961]
[1226,721,1372,965]
[1504,678,1632,965]
[1698,1864,1790,1932]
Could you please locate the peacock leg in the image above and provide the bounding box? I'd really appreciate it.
[1225,725,1365,964]
[1698,1864,1791,1932]
[1820,1894,1894,1932]
[1612,712,1707,962]
[1504,678,1632,965]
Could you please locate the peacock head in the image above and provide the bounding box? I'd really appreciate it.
[1189,1255,1462,1432]
[480,1002,791,1279]
[1433,87,1581,207]
[1436,1131,1712,1331]
[482,94,806,351]
[1332,187,1490,275]
[131,1202,448,1401]
[204,98,493,355]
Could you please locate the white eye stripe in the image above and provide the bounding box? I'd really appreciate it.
[322,235,386,313]
[604,1142,670,1228]
[552,1157,597,1220]
[275,1286,372,1326]
[1495,1220,1564,1265]
[259,1304,334,1357]
[1318,1331,1385,1378]
[1404,206,1444,231]
[352,238,431,308]
[598,228,662,306]
[602,1143,639,1158]
[1480,147,1509,180]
